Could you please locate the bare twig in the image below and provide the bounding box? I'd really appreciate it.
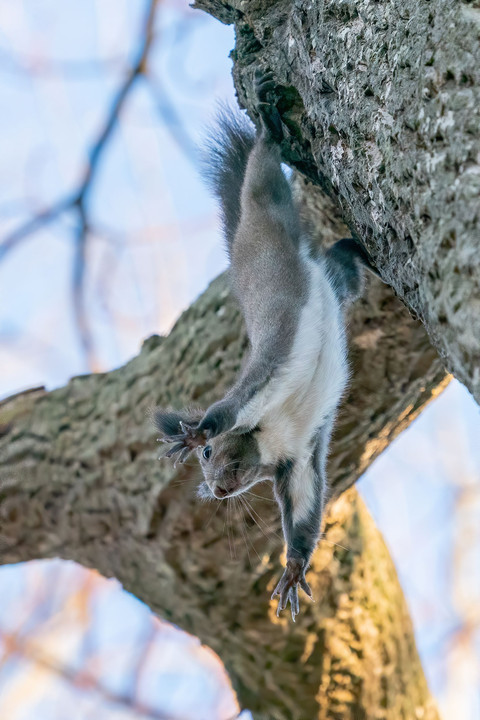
[0,0,160,365]
[0,627,181,720]
[0,195,75,261]
[75,0,158,208]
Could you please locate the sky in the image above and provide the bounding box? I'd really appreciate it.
[0,1,479,718]
[0,560,249,720]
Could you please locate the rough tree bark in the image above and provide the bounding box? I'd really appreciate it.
[1,181,446,718]
[194,0,480,404]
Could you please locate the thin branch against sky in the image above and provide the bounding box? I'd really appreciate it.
[0,0,160,366]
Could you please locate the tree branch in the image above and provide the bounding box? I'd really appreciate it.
[0,0,159,257]
[0,217,445,715]
[0,0,160,363]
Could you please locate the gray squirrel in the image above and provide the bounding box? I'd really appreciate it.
[155,71,378,620]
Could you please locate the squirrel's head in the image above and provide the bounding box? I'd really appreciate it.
[197,429,272,500]
[155,408,274,499]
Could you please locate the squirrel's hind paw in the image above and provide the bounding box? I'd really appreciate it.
[271,558,313,621]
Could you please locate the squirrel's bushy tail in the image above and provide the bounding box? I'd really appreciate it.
[202,107,256,255]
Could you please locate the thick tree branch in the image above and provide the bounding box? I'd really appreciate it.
[0,229,445,717]
[194,0,480,404]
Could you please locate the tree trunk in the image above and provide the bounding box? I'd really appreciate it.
[194,0,480,404]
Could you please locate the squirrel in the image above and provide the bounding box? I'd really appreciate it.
[155,70,378,620]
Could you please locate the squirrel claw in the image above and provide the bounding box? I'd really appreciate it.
[164,442,186,459]
[271,558,312,621]
[159,422,207,463]
[254,71,283,141]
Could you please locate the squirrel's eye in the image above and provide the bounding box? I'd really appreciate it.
[202,445,212,460]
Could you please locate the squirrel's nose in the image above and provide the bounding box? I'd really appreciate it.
[213,485,229,499]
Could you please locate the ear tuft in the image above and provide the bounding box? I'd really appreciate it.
[154,410,184,436]
[154,407,204,436]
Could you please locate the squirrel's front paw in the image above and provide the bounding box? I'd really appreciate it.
[271,558,313,621]
[159,422,207,465]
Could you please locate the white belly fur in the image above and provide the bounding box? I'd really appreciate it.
[250,255,348,465]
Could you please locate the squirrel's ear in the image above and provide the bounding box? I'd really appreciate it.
[154,408,203,435]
